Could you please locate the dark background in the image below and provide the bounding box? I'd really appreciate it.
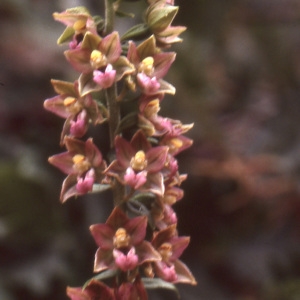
[1,0,300,299]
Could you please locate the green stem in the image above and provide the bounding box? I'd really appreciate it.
[104,0,115,35]
[104,0,125,206]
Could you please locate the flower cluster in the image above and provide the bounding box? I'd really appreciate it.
[45,1,195,299]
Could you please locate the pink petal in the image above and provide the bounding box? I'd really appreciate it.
[113,248,138,271]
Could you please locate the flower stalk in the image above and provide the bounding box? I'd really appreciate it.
[44,0,196,298]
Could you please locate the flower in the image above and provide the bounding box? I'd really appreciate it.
[105,130,169,195]
[126,36,176,95]
[115,276,148,300]
[53,6,99,48]
[48,137,106,202]
[64,31,134,96]
[151,224,196,284]
[44,80,104,144]
[90,207,161,273]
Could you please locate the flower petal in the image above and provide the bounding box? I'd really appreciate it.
[90,223,115,249]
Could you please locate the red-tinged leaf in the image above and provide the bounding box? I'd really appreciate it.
[60,174,78,203]
[84,138,103,166]
[99,31,121,63]
[153,52,176,79]
[127,41,140,65]
[152,224,177,247]
[44,95,70,119]
[157,25,186,38]
[79,73,102,97]
[113,56,135,81]
[173,259,197,285]
[125,215,147,245]
[170,236,190,261]
[114,136,135,167]
[131,130,152,152]
[157,79,176,95]
[84,280,115,300]
[146,146,168,173]
[143,173,165,196]
[64,136,86,154]
[90,223,114,249]
[104,160,125,181]
[135,241,161,264]
[48,152,74,174]
[66,286,87,300]
[65,48,92,73]
[106,207,129,229]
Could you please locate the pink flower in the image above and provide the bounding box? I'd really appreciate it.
[90,207,161,273]
[53,7,98,48]
[64,31,134,96]
[48,137,106,202]
[105,131,169,195]
[113,247,139,271]
[151,224,196,284]
[126,37,176,95]
[93,64,116,88]
[44,80,104,143]
[137,73,160,94]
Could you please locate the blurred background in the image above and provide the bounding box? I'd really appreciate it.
[1,0,300,299]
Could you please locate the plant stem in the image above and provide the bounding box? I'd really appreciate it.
[104,0,125,206]
[104,0,115,35]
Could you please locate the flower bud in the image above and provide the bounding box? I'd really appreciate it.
[90,50,108,69]
[147,6,179,32]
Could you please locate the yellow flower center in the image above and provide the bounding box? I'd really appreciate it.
[138,57,154,76]
[144,99,160,118]
[63,97,82,114]
[90,50,107,69]
[113,228,130,249]
[73,19,86,32]
[130,151,147,171]
[158,243,173,261]
[72,154,91,173]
